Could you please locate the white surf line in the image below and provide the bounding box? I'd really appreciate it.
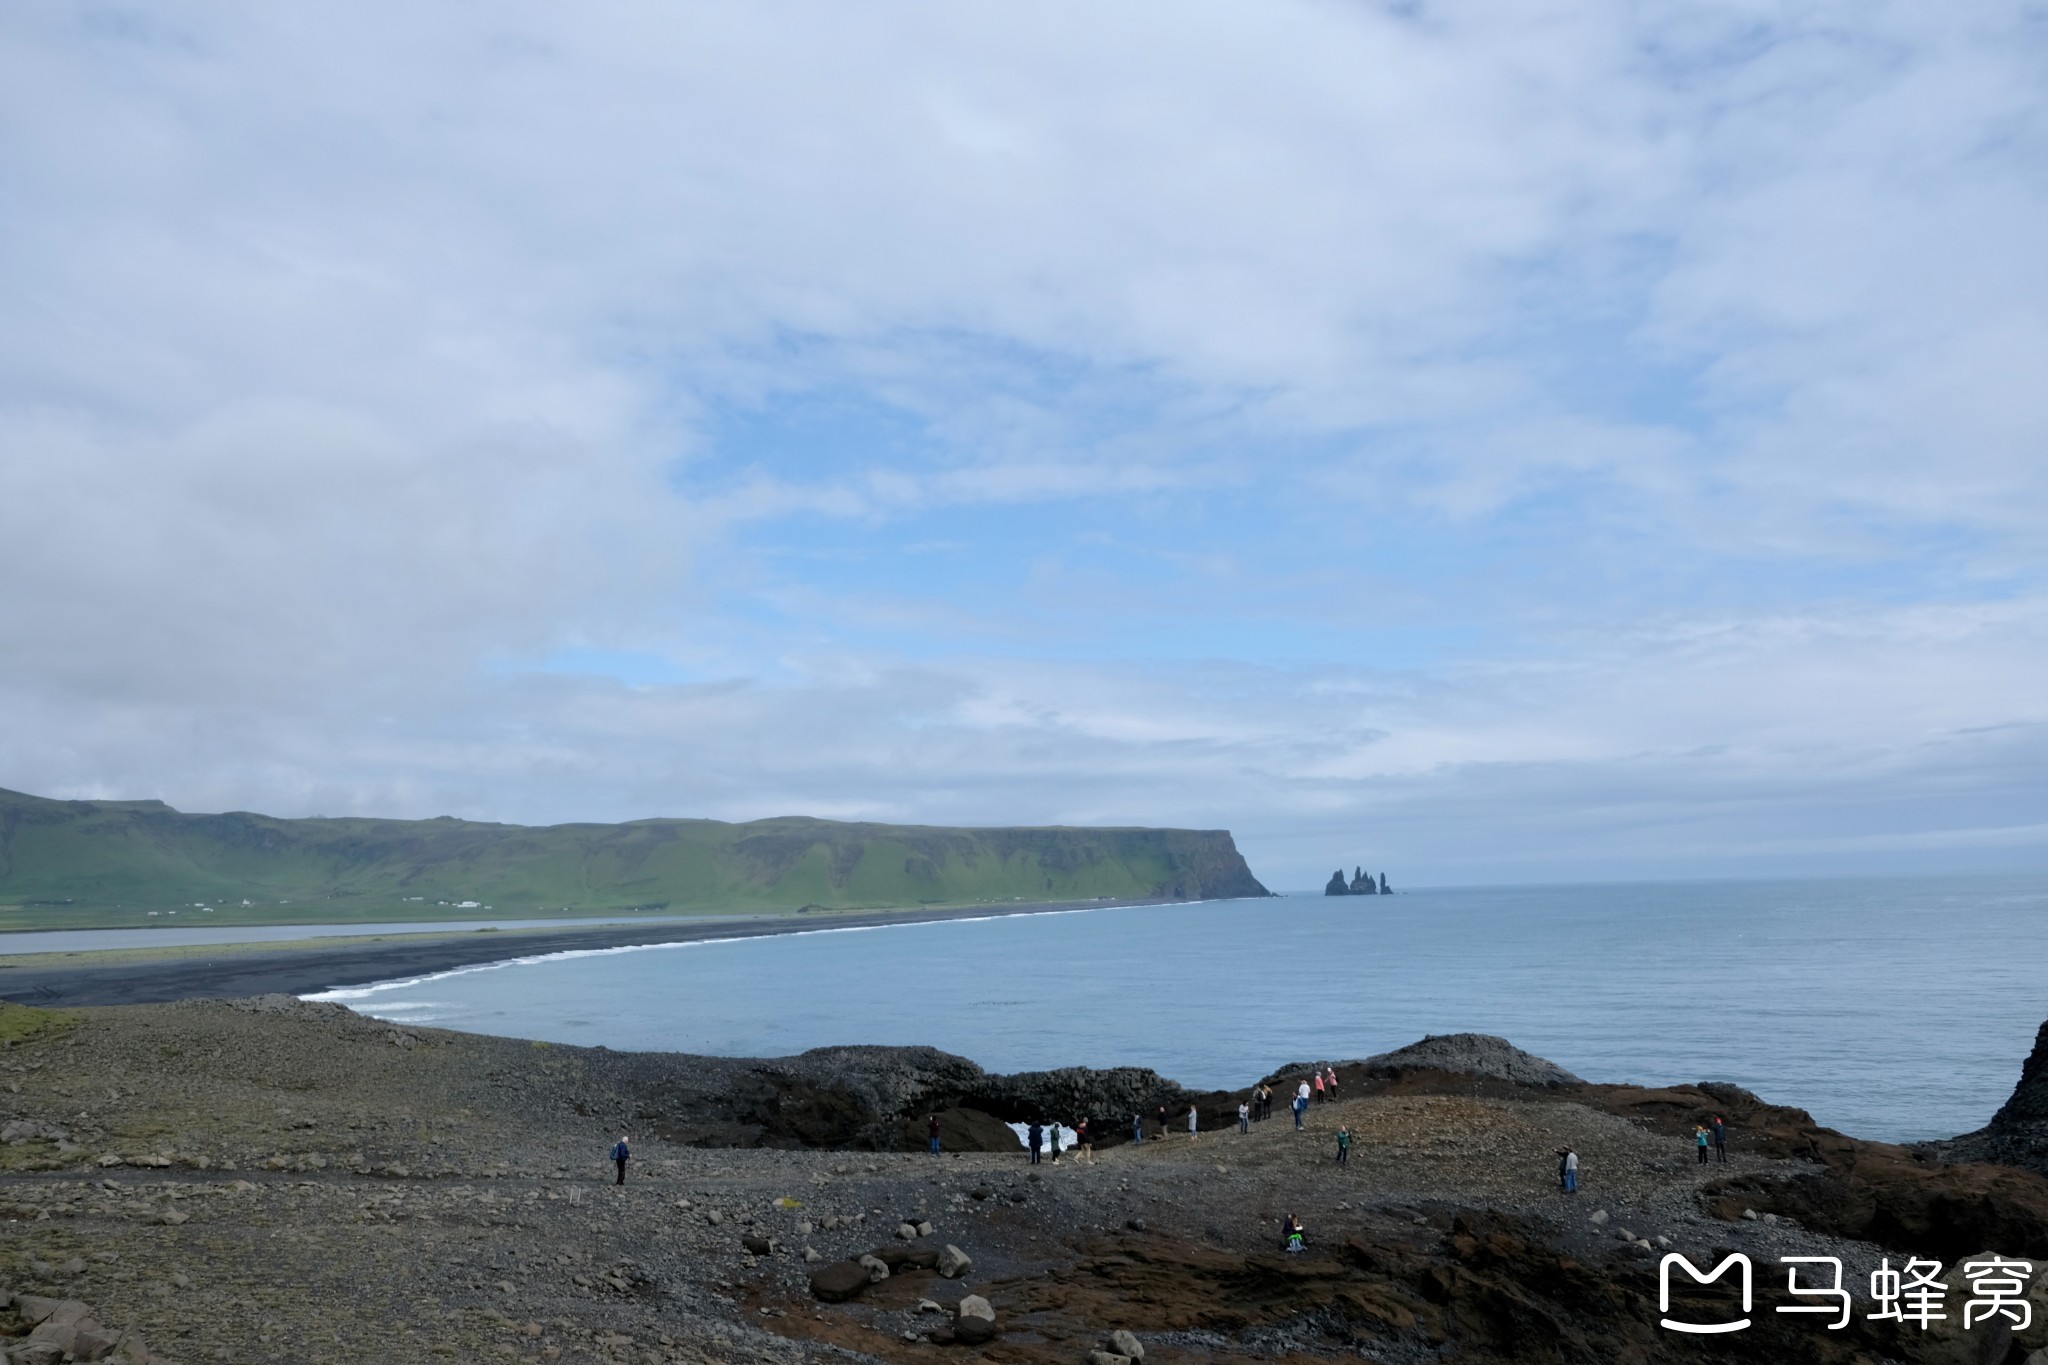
[299,897,1215,1003]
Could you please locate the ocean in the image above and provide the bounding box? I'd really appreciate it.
[306,874,2048,1144]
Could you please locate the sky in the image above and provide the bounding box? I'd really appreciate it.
[3,1,2046,889]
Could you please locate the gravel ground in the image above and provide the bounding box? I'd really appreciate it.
[0,999,1956,1364]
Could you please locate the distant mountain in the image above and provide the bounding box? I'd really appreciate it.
[0,787,1269,929]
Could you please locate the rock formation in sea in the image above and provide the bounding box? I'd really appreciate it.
[1927,1016,2048,1177]
[1326,865,1393,895]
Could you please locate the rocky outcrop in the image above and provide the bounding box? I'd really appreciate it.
[1932,1018,2048,1177]
[1355,1033,1584,1088]
[3,1290,168,1363]
[1325,866,1391,895]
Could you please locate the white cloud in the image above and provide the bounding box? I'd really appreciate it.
[1,1,2044,884]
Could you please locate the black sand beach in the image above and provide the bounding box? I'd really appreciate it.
[0,896,1175,1006]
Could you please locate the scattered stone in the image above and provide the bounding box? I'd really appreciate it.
[1090,1354,1132,1365]
[954,1294,997,1345]
[914,1220,934,1237]
[1126,1216,1147,1232]
[706,1209,724,1226]
[936,1244,972,1279]
[740,1234,773,1256]
[803,1247,821,1264]
[808,1261,869,1303]
[895,1222,918,1241]
[1109,1328,1145,1359]
[858,1254,891,1284]
[1741,1208,1759,1221]
[1588,1209,1609,1226]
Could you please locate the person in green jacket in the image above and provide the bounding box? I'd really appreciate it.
[1336,1127,1351,1167]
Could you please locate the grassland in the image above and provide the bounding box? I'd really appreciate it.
[0,786,1268,931]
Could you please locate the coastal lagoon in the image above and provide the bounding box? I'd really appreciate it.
[309,874,2048,1144]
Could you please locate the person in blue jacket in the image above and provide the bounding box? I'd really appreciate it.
[611,1134,630,1185]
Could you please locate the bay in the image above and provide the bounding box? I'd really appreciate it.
[308,873,2048,1143]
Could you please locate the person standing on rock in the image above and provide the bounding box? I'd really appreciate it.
[1132,1112,1144,1146]
[1313,1070,1327,1104]
[1694,1125,1710,1165]
[1187,1103,1199,1141]
[1336,1126,1351,1166]
[1238,1100,1250,1134]
[1297,1078,1312,1110]
[1327,1066,1340,1100]
[610,1134,630,1186]
[1292,1092,1307,1131]
[1711,1115,1727,1163]
[1028,1120,1044,1165]
[928,1113,942,1156]
[1157,1103,1169,1140]
[1050,1120,1063,1163]
[1561,1145,1578,1194]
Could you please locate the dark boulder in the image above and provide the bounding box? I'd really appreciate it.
[809,1260,870,1302]
[1324,870,1349,896]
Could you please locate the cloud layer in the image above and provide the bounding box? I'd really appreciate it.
[3,1,2044,885]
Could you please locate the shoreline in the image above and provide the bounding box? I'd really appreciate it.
[0,894,1186,1006]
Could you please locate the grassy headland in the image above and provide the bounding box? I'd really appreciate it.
[0,786,1268,931]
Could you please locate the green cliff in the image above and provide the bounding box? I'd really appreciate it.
[0,787,1269,930]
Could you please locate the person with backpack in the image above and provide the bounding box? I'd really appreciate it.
[1281,1213,1306,1253]
[1028,1120,1044,1165]
[1336,1127,1351,1166]
[610,1134,630,1186]
[928,1113,942,1155]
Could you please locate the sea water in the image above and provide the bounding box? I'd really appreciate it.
[307,874,2048,1143]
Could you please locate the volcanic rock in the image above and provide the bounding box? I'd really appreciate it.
[808,1260,869,1303]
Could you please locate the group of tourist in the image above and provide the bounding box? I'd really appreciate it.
[1694,1115,1727,1163]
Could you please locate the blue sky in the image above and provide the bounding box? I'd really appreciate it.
[2,1,2045,887]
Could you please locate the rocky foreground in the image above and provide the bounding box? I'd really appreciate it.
[1,1000,2047,1364]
